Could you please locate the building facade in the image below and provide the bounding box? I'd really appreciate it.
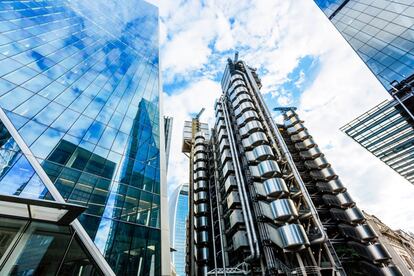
[364,211,414,275]
[184,56,401,275]
[341,100,414,184]
[169,183,189,276]
[313,0,414,184]
[0,0,169,275]
[314,0,414,92]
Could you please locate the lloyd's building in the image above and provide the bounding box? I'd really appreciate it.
[0,0,170,275]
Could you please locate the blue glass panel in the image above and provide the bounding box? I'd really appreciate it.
[0,0,161,274]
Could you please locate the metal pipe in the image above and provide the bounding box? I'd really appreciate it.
[222,98,261,261]
[241,62,327,244]
[212,137,228,275]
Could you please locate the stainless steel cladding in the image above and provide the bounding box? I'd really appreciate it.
[196,203,209,215]
[239,120,263,137]
[349,242,392,263]
[185,58,400,276]
[195,180,208,192]
[330,207,366,225]
[254,178,289,199]
[224,175,237,194]
[229,209,245,230]
[265,223,310,251]
[299,146,323,160]
[322,192,355,208]
[309,167,337,181]
[242,131,268,149]
[316,179,346,194]
[196,216,209,229]
[246,145,274,163]
[237,110,259,126]
[260,198,298,223]
[339,223,378,243]
[232,231,249,250]
[232,94,252,109]
[234,102,255,118]
[304,155,330,170]
[255,160,282,179]
[226,191,241,209]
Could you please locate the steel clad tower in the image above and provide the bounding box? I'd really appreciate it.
[184,55,402,275]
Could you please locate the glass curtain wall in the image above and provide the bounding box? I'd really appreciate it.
[0,0,162,274]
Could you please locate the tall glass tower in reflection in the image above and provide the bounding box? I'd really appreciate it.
[314,0,414,185]
[0,0,169,275]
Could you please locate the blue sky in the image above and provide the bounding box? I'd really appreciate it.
[149,0,414,231]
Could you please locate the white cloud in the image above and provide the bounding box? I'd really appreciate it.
[159,0,414,231]
[164,79,221,194]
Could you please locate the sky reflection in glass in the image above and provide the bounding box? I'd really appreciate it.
[0,0,161,274]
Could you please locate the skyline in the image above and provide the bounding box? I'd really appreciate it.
[155,0,414,232]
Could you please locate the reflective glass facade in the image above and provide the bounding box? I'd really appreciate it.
[170,184,189,276]
[314,0,414,91]
[0,0,162,275]
[0,217,102,275]
[341,100,414,184]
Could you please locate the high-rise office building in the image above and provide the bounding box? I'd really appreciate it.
[313,0,414,184]
[340,100,414,184]
[169,183,189,276]
[184,55,402,275]
[0,0,170,275]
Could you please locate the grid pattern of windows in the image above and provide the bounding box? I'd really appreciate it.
[0,0,161,275]
[315,0,414,90]
[341,100,414,184]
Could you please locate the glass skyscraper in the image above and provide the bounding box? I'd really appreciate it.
[169,183,189,276]
[0,0,169,275]
[314,0,414,91]
[314,0,414,185]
